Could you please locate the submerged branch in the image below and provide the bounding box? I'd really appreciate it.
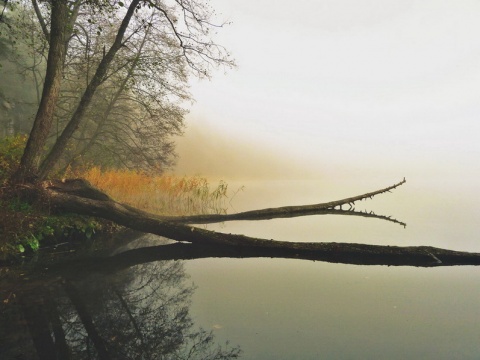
[51,241,480,277]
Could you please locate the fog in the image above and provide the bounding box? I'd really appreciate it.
[174,0,480,191]
[173,120,320,181]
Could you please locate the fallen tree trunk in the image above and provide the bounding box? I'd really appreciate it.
[42,179,407,247]
[43,178,406,226]
[25,177,480,268]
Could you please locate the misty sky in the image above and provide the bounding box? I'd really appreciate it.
[175,0,480,181]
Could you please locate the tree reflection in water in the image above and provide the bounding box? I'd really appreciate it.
[0,259,241,360]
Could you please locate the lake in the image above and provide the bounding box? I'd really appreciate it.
[186,178,480,359]
[1,177,480,359]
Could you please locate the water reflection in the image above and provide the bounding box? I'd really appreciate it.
[4,177,480,359]
[0,256,241,359]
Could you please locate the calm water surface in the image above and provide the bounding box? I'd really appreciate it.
[186,178,480,359]
[2,177,480,359]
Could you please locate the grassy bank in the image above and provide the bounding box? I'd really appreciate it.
[0,135,230,260]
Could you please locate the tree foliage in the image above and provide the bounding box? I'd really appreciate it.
[1,0,233,180]
[0,2,42,137]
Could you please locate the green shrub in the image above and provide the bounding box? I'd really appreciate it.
[0,135,27,182]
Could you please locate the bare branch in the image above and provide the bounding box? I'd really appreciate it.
[31,0,49,39]
[160,179,407,224]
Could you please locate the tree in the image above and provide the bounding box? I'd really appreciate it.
[38,177,480,267]
[10,0,70,182]
[21,0,188,172]
[7,0,233,182]
[59,7,190,171]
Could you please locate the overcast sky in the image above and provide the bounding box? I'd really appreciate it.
[175,0,480,181]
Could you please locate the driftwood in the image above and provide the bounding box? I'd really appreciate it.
[32,177,480,268]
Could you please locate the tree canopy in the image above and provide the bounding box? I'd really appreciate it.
[1,0,234,180]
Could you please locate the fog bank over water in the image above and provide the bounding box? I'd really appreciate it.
[174,118,480,194]
[173,120,320,181]
[172,0,480,192]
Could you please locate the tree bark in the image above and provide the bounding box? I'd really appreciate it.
[38,0,141,180]
[12,0,68,183]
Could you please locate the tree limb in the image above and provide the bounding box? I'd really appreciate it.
[31,0,49,40]
[149,178,406,224]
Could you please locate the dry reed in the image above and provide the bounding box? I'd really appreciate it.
[72,167,229,215]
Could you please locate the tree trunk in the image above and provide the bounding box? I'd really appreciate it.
[12,0,68,183]
[38,0,141,180]
[19,295,57,360]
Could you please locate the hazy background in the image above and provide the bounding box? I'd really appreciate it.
[174,0,480,184]
[119,3,480,357]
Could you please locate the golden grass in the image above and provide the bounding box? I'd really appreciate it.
[72,167,229,215]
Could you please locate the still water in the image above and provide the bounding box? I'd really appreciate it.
[2,177,480,359]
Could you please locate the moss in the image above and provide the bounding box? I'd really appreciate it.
[0,192,116,261]
[0,135,117,262]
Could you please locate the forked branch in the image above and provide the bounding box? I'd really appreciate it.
[158,178,407,224]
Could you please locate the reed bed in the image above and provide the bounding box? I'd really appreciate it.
[74,167,229,216]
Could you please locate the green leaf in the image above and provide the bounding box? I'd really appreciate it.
[29,238,39,251]
[85,227,94,239]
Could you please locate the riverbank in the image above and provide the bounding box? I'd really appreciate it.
[0,136,230,264]
[0,187,117,264]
